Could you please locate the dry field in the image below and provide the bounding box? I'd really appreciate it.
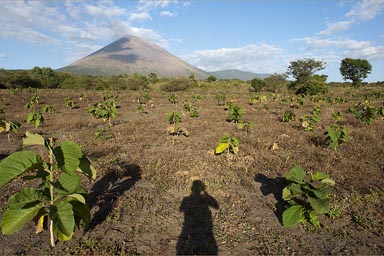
[0,84,383,255]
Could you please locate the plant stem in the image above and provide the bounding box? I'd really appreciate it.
[48,138,55,247]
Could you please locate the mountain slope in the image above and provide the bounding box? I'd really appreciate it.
[58,35,208,78]
[209,69,271,80]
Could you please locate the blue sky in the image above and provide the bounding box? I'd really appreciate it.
[0,0,383,82]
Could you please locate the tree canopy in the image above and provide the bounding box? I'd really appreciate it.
[339,58,372,87]
[286,58,326,85]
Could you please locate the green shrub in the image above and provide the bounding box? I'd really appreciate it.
[250,78,266,92]
[160,77,197,92]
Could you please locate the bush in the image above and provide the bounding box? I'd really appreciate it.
[295,75,328,95]
[160,77,197,92]
[264,74,287,92]
[250,78,266,92]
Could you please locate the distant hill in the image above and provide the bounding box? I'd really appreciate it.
[58,35,208,79]
[208,69,271,81]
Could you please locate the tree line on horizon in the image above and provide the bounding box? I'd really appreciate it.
[0,58,382,94]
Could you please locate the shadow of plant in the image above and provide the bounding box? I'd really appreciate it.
[86,162,141,230]
[255,173,287,224]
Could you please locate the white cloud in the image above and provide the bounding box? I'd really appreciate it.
[129,12,152,22]
[293,37,384,61]
[137,0,178,12]
[0,54,7,59]
[318,21,352,36]
[346,0,384,21]
[318,0,384,36]
[160,11,177,17]
[183,1,191,7]
[184,44,285,73]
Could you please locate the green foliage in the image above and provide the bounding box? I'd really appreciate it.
[332,111,343,123]
[137,90,150,105]
[166,123,189,137]
[333,97,346,104]
[324,125,349,150]
[168,94,178,104]
[295,75,328,95]
[312,105,321,115]
[167,111,181,124]
[161,77,197,92]
[250,78,266,92]
[215,93,226,106]
[227,104,244,123]
[94,128,113,140]
[349,100,378,125]
[148,73,159,84]
[340,58,372,87]
[136,105,148,114]
[282,110,296,122]
[189,108,199,118]
[215,134,239,155]
[282,166,335,227]
[41,105,55,114]
[286,58,326,86]
[237,120,253,134]
[183,100,192,112]
[0,120,20,141]
[87,93,118,126]
[191,94,203,102]
[263,73,287,92]
[0,132,96,247]
[24,95,40,110]
[300,115,320,131]
[27,112,44,128]
[65,97,76,109]
[207,75,217,82]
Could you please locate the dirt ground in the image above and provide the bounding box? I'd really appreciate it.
[0,84,383,255]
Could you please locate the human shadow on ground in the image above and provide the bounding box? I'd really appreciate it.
[254,173,287,224]
[176,180,220,255]
[86,163,141,231]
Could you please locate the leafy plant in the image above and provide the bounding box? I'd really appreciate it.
[312,105,321,115]
[137,91,150,105]
[300,115,320,131]
[24,95,40,110]
[137,105,148,114]
[94,128,113,140]
[324,125,349,150]
[333,97,346,104]
[349,100,378,125]
[215,93,226,106]
[215,134,239,155]
[191,94,202,101]
[65,97,76,109]
[41,105,55,114]
[332,111,343,123]
[0,120,20,141]
[87,95,117,127]
[282,166,335,227]
[168,94,178,104]
[227,104,244,123]
[166,124,189,137]
[0,131,96,247]
[183,101,192,112]
[282,110,296,122]
[167,111,181,124]
[237,120,253,134]
[27,111,44,128]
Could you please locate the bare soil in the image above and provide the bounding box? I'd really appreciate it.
[0,85,383,255]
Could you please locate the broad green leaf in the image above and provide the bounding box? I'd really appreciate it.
[342,126,349,142]
[282,187,292,201]
[308,197,330,214]
[285,166,306,184]
[288,183,302,196]
[321,178,335,186]
[49,201,74,239]
[67,194,86,204]
[0,151,43,188]
[68,200,91,227]
[1,201,44,234]
[58,173,80,194]
[26,112,34,123]
[231,137,239,146]
[309,210,320,228]
[310,180,323,189]
[54,141,82,173]
[23,131,45,146]
[312,185,330,199]
[282,205,304,227]
[77,156,97,180]
[8,188,44,209]
[327,127,338,142]
[215,142,229,154]
[237,123,245,129]
[311,172,329,181]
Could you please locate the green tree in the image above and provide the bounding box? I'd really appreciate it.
[286,58,326,86]
[340,58,372,87]
[207,75,217,82]
[250,78,266,92]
